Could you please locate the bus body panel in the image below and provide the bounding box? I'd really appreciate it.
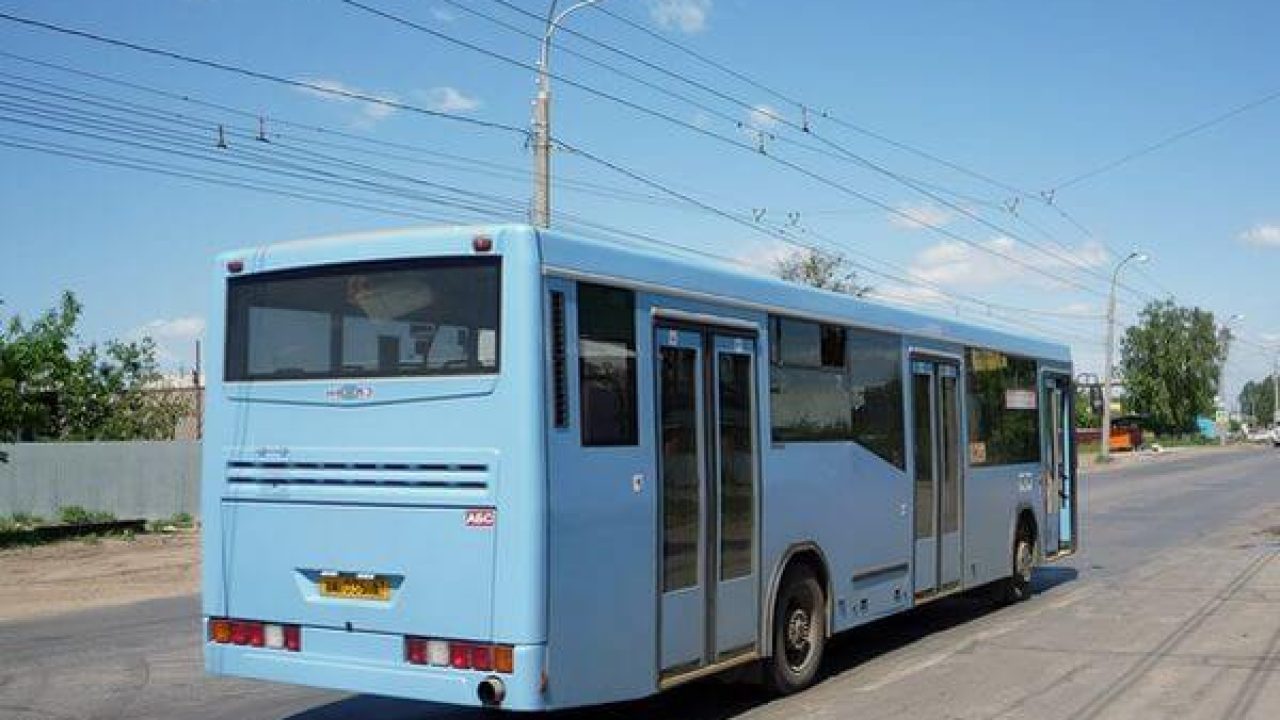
[542,278,659,707]
[203,225,549,709]
[204,223,1073,711]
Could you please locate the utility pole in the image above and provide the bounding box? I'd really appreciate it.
[532,0,602,228]
[1218,314,1244,445]
[193,339,203,440]
[1273,352,1279,427]
[1101,251,1147,461]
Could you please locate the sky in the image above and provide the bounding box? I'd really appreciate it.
[0,0,1277,409]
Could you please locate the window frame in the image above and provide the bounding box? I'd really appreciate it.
[964,348,1043,467]
[576,282,639,447]
[224,255,501,382]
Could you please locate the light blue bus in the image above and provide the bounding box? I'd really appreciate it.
[202,223,1077,710]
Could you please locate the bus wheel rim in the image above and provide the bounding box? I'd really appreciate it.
[784,602,812,670]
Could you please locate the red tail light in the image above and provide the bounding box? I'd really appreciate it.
[209,618,299,652]
[283,624,302,652]
[471,645,493,671]
[450,643,472,669]
[405,637,428,665]
[405,636,514,673]
[230,620,262,646]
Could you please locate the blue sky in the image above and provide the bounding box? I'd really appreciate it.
[1,0,1277,406]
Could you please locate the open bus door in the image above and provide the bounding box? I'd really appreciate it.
[1042,374,1077,558]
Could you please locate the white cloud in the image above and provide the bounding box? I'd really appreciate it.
[417,86,481,114]
[868,284,948,308]
[1058,302,1097,316]
[732,239,794,274]
[905,236,1109,290]
[133,316,206,370]
[429,6,456,22]
[1240,223,1280,247]
[889,203,955,231]
[649,0,712,34]
[744,103,782,131]
[297,78,399,125]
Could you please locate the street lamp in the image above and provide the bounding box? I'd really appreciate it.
[1218,313,1244,445]
[1100,251,1147,461]
[532,0,603,228]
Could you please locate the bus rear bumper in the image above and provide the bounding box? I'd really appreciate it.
[205,626,547,711]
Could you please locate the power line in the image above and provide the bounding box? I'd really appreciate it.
[0,10,528,136]
[0,51,771,215]
[338,1,1136,302]
[462,1,1152,305]
[0,133,466,223]
[5,6,1134,304]
[0,14,1121,340]
[1050,85,1280,193]
[589,1,1035,201]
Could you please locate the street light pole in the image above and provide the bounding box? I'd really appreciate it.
[532,0,602,228]
[1101,251,1147,461]
[1273,352,1279,427]
[1218,313,1244,445]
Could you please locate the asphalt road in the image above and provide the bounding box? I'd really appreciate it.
[2,446,1277,719]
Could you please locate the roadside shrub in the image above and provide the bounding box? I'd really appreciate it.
[10,512,44,527]
[58,506,117,525]
[147,512,196,533]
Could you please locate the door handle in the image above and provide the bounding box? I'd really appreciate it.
[632,473,644,493]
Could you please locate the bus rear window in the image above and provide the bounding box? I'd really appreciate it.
[225,257,500,381]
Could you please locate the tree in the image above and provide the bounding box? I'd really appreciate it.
[1238,376,1277,425]
[775,248,871,297]
[0,291,185,441]
[1119,300,1226,435]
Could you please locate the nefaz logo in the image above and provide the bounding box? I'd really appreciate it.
[325,383,374,402]
[464,509,496,528]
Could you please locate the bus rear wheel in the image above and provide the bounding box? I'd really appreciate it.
[764,564,826,695]
[998,530,1035,604]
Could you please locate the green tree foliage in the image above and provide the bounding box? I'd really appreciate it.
[0,292,185,441]
[1074,386,1099,428]
[1238,376,1277,424]
[1119,300,1227,434]
[775,248,871,297]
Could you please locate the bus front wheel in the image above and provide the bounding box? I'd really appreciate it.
[764,564,826,694]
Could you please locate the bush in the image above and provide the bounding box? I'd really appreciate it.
[147,512,196,532]
[58,506,117,525]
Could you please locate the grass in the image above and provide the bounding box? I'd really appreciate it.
[147,512,196,533]
[0,512,45,533]
[58,506,117,525]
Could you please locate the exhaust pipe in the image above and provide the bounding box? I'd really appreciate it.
[477,676,505,707]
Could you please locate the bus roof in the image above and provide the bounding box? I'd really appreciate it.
[222,223,1072,365]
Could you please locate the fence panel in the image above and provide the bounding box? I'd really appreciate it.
[0,441,200,521]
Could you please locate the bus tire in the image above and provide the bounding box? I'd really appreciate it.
[764,564,826,695]
[998,527,1035,604]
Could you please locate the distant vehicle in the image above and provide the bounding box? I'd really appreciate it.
[1272,425,1280,447]
[202,224,1079,711]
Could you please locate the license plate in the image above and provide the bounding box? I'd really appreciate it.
[318,575,391,601]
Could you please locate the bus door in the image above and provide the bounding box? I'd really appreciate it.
[1042,374,1077,557]
[654,325,759,678]
[911,358,963,599]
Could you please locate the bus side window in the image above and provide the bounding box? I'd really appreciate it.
[577,283,638,446]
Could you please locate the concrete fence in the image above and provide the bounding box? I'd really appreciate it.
[0,441,200,521]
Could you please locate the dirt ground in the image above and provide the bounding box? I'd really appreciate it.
[0,530,199,622]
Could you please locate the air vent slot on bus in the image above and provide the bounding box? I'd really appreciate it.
[226,460,489,489]
[550,290,569,428]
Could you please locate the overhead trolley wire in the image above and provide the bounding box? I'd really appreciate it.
[0,13,1120,340]
[1049,85,1280,193]
[3,6,1132,305]
[0,10,528,137]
